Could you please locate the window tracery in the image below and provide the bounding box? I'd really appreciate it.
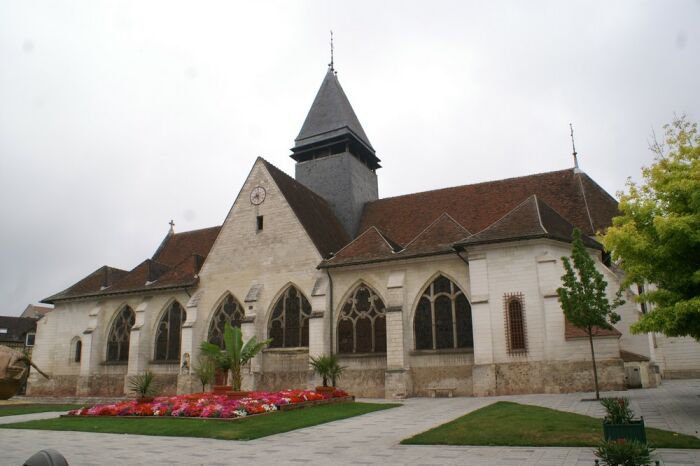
[155,301,186,361]
[338,284,386,354]
[414,275,472,350]
[208,294,245,348]
[268,286,311,348]
[106,306,135,362]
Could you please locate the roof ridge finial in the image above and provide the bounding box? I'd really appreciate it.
[169,219,175,235]
[329,30,336,75]
[569,123,580,170]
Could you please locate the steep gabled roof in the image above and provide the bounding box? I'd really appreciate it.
[152,226,221,267]
[261,158,350,258]
[360,168,618,245]
[456,195,601,249]
[294,68,374,152]
[402,213,471,256]
[324,226,399,266]
[107,259,171,293]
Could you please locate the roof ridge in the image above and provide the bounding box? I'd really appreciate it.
[469,195,542,237]
[532,195,548,235]
[367,168,576,205]
[326,226,394,261]
[402,212,471,250]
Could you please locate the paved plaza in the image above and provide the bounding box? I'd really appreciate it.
[1,379,699,465]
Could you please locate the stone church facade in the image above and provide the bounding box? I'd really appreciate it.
[28,67,699,398]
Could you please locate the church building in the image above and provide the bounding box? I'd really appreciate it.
[28,65,699,398]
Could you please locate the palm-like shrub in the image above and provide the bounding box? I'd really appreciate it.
[309,354,346,387]
[601,397,634,424]
[192,356,216,392]
[128,370,156,398]
[200,323,271,391]
[595,439,654,466]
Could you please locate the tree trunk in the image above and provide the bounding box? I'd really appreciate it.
[588,331,600,400]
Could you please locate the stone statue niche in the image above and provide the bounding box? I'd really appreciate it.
[0,345,50,400]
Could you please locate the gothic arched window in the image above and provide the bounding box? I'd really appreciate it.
[268,286,311,348]
[208,294,244,348]
[106,306,135,362]
[338,284,387,354]
[414,275,472,350]
[154,301,186,362]
[505,293,527,353]
[71,337,82,363]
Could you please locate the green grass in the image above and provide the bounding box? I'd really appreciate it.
[401,401,700,449]
[0,404,86,417]
[0,402,399,440]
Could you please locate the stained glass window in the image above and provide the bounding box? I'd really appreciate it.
[208,294,245,348]
[154,301,186,361]
[106,306,135,362]
[268,286,311,348]
[338,284,387,354]
[413,275,472,350]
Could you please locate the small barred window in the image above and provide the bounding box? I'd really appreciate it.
[504,293,527,353]
[268,286,311,348]
[154,301,186,362]
[106,306,135,362]
[338,284,387,354]
[208,294,245,348]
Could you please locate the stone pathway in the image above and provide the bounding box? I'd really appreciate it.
[1,380,699,465]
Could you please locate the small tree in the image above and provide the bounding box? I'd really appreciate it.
[192,356,216,392]
[557,229,624,399]
[200,323,271,391]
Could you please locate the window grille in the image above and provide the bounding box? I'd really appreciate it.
[208,294,245,348]
[337,284,387,354]
[154,301,186,361]
[268,286,311,348]
[414,275,472,350]
[106,306,135,362]
[504,293,527,353]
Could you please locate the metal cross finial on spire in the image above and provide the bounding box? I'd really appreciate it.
[329,30,335,73]
[570,123,579,169]
[169,219,175,234]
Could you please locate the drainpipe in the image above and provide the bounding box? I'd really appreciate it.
[453,246,469,268]
[325,267,334,356]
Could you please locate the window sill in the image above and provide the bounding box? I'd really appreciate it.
[263,347,309,354]
[337,352,387,359]
[101,361,128,366]
[410,348,474,356]
[149,360,180,365]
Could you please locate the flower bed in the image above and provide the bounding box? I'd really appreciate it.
[67,388,349,419]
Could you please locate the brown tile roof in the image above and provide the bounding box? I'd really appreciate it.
[20,305,53,319]
[261,158,350,258]
[402,213,471,256]
[564,318,621,339]
[42,227,221,304]
[457,195,601,249]
[152,226,221,267]
[360,168,617,246]
[42,265,129,304]
[0,316,37,344]
[326,227,399,265]
[620,349,650,362]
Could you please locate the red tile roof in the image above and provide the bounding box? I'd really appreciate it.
[564,318,621,339]
[152,226,221,267]
[457,195,601,249]
[360,168,617,246]
[327,227,399,265]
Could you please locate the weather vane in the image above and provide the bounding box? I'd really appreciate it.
[329,30,336,73]
[570,123,579,169]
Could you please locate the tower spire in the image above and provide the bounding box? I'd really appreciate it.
[569,123,579,170]
[329,30,335,72]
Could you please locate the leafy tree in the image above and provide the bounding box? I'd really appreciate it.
[557,229,624,399]
[603,116,700,339]
[200,323,271,391]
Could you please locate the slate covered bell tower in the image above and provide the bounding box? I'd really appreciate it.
[292,67,381,238]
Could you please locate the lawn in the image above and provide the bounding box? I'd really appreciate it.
[0,402,398,440]
[401,401,700,449]
[0,404,86,417]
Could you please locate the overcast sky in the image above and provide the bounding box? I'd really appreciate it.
[1,1,698,316]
